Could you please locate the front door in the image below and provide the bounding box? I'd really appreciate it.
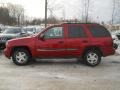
[36,26,67,58]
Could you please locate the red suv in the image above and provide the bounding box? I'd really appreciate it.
[4,23,115,66]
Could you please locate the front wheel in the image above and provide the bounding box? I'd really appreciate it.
[84,50,101,66]
[12,49,31,66]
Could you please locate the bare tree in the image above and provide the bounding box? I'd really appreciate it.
[15,5,24,26]
[62,8,66,21]
[47,0,63,24]
[111,0,120,24]
[0,7,9,25]
[112,0,115,24]
[7,3,25,26]
[81,0,93,23]
[85,0,90,23]
[83,0,90,23]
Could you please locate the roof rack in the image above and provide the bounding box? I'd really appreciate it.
[61,22,100,25]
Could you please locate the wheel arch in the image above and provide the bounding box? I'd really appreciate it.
[82,46,103,58]
[11,46,32,57]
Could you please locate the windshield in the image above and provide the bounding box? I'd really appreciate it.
[3,28,21,34]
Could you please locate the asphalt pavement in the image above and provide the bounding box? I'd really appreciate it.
[0,53,120,90]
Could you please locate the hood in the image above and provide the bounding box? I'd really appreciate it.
[8,35,33,42]
[7,36,34,46]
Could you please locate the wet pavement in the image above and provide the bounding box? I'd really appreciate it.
[0,53,120,90]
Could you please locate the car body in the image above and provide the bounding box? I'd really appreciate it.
[116,32,120,40]
[25,27,36,35]
[0,24,5,33]
[0,27,28,49]
[4,23,115,66]
[111,31,120,49]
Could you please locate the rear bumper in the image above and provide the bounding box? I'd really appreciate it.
[4,48,11,59]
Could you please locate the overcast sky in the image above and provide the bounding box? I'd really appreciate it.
[0,0,113,22]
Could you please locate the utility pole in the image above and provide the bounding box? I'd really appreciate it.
[45,0,47,28]
[0,0,6,7]
[112,0,115,24]
[86,0,90,23]
[82,0,90,23]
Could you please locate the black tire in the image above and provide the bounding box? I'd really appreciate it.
[12,48,31,66]
[83,50,101,66]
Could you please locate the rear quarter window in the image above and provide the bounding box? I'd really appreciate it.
[89,25,111,37]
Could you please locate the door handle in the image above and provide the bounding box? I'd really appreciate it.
[58,41,64,44]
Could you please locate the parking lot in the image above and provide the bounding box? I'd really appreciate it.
[0,52,119,90]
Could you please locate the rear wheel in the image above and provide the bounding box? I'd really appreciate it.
[12,49,31,66]
[84,50,101,66]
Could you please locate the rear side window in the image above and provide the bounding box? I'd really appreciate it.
[90,25,111,37]
[68,25,86,38]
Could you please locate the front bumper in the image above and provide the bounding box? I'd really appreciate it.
[4,48,11,59]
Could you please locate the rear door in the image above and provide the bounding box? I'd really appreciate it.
[66,24,89,57]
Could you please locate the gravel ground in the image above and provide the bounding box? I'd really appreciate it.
[0,53,120,90]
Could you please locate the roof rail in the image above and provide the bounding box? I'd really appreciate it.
[61,22,100,25]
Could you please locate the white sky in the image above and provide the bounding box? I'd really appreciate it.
[0,0,113,22]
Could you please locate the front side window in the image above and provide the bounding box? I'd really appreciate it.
[68,25,86,38]
[44,27,63,39]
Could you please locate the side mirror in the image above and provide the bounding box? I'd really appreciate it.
[39,34,45,41]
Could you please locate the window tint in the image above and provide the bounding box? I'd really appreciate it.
[68,26,86,38]
[44,27,63,39]
[90,25,111,37]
